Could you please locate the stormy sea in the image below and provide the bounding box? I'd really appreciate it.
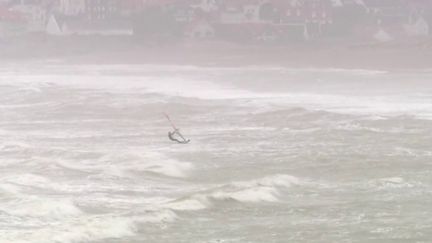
[1,63,432,243]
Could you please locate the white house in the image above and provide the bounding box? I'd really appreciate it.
[46,14,133,36]
[404,17,429,37]
[57,0,85,16]
[220,2,265,24]
[191,0,218,13]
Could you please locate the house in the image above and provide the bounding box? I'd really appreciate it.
[9,1,47,32]
[362,0,408,24]
[331,0,365,7]
[219,1,247,24]
[404,16,429,37]
[215,0,333,41]
[46,14,133,36]
[358,0,430,41]
[56,0,85,16]
[218,0,266,24]
[141,0,175,8]
[118,0,150,15]
[407,0,432,36]
[271,0,332,40]
[214,0,266,40]
[51,0,139,18]
[0,5,25,36]
[0,5,22,21]
[190,0,218,13]
[84,0,120,21]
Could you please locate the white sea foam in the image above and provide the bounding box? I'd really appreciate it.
[333,122,384,133]
[249,93,432,117]
[212,174,302,203]
[166,174,303,211]
[2,65,432,118]
[1,216,137,243]
[0,200,176,243]
[4,197,82,219]
[0,141,31,151]
[136,209,178,223]
[144,160,193,178]
[100,151,194,178]
[0,183,22,196]
[1,63,431,242]
[233,174,302,188]
[55,150,193,178]
[1,64,387,75]
[3,65,379,102]
[165,196,210,211]
[4,215,154,243]
[367,177,421,190]
[211,186,280,203]
[1,173,51,187]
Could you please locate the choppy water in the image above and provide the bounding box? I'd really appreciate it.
[1,63,432,243]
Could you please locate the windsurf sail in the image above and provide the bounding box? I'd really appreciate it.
[164,112,177,130]
[164,113,190,144]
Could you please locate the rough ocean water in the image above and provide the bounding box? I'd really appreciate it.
[1,63,432,243]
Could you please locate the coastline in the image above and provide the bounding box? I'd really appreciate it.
[1,37,432,71]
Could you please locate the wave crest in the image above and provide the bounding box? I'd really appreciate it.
[166,174,304,211]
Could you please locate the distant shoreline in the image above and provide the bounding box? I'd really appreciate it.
[1,37,432,71]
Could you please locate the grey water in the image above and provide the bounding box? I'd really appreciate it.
[1,63,432,243]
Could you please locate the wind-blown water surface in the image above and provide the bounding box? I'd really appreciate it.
[1,63,432,242]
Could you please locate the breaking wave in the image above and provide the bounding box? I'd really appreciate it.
[55,151,194,178]
[166,174,305,211]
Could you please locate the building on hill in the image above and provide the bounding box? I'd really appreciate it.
[217,0,266,24]
[359,0,430,41]
[407,0,432,36]
[8,0,47,32]
[362,0,407,23]
[46,13,132,36]
[84,0,120,21]
[216,0,333,41]
[0,5,25,36]
[191,0,218,13]
[404,16,429,37]
[52,0,85,16]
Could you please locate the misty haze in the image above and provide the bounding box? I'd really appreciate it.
[1,0,432,243]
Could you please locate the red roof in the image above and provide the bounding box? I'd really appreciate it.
[0,7,23,22]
